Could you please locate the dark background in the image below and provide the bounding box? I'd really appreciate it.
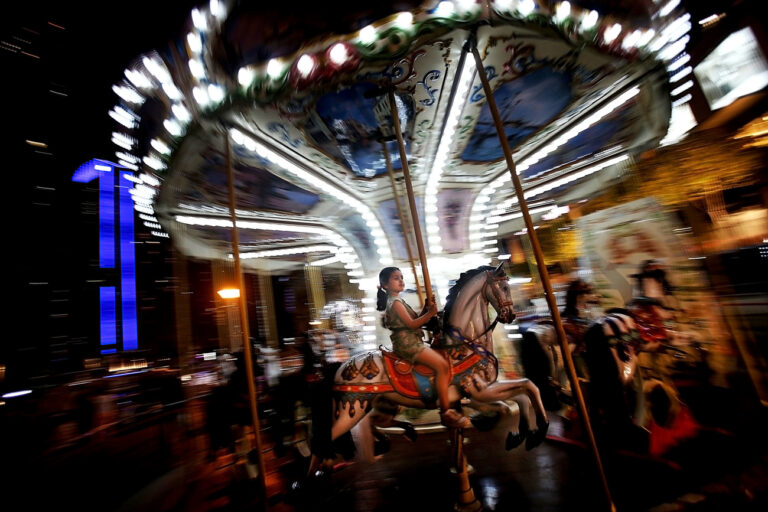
[1,2,198,385]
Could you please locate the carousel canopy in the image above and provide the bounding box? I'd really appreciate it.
[111,0,686,281]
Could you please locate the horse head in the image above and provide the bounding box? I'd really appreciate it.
[483,261,516,324]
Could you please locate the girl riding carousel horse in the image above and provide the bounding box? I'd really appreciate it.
[377,266,471,429]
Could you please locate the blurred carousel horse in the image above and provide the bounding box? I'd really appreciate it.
[520,294,699,454]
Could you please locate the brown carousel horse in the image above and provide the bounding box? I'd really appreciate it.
[309,263,549,470]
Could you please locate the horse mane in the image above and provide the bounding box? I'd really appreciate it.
[442,265,495,322]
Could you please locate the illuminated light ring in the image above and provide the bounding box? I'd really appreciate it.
[471,83,640,233]
[289,53,320,87]
[228,127,393,266]
[173,214,375,293]
[324,42,361,72]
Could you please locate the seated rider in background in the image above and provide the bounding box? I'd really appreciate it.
[628,260,677,352]
[561,279,601,377]
[377,267,471,429]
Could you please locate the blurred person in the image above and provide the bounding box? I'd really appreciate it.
[561,279,602,377]
[271,337,317,457]
[377,266,470,428]
[628,260,683,351]
[205,353,249,461]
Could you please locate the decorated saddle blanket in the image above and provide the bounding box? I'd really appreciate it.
[332,349,494,403]
[380,347,489,401]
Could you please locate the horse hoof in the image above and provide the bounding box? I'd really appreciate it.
[525,422,549,451]
[505,432,524,451]
[374,435,391,456]
[441,409,472,429]
[402,423,418,442]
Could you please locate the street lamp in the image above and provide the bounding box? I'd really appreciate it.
[217,287,240,299]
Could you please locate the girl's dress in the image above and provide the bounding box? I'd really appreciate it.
[385,295,426,363]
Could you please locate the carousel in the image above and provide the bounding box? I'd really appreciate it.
[104,0,695,508]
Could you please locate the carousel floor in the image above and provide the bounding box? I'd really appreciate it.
[112,386,768,512]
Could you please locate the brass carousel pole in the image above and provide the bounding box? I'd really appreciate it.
[224,131,269,500]
[470,45,616,511]
[387,90,433,304]
[388,88,480,512]
[381,139,424,306]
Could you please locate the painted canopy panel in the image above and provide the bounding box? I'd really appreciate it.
[308,83,413,177]
[377,197,426,260]
[524,103,635,179]
[462,66,574,162]
[183,146,320,214]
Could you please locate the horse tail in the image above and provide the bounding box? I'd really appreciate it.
[309,362,341,460]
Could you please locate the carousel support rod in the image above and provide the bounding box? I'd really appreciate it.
[381,139,424,306]
[224,131,269,500]
[470,45,616,512]
[451,428,481,511]
[387,89,433,304]
[389,87,478,510]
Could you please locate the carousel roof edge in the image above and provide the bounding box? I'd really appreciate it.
[108,0,689,260]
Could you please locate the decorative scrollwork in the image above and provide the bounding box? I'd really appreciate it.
[470,66,497,102]
[387,49,427,86]
[413,118,432,146]
[456,115,475,140]
[267,122,302,148]
[418,69,442,106]
[503,43,539,77]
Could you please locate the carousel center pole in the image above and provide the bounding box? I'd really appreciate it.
[381,139,424,307]
[470,45,616,512]
[224,130,269,502]
[388,88,480,512]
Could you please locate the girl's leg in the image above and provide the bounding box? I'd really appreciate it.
[415,348,470,428]
[414,347,451,410]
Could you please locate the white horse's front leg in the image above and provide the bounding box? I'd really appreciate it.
[468,378,549,448]
[467,398,525,450]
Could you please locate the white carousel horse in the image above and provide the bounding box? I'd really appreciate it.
[310,263,549,468]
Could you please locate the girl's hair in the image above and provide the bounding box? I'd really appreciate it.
[376,267,400,311]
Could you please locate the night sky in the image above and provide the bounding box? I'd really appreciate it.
[2,2,198,380]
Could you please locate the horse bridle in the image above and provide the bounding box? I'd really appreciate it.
[483,270,515,311]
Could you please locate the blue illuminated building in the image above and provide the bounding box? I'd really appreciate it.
[72,159,138,353]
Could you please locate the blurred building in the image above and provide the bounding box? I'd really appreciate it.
[1,3,195,389]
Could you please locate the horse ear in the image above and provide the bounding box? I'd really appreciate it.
[494,260,506,276]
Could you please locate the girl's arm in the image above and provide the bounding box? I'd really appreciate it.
[391,298,437,330]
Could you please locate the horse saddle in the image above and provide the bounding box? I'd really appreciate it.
[380,347,440,400]
[380,347,487,401]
